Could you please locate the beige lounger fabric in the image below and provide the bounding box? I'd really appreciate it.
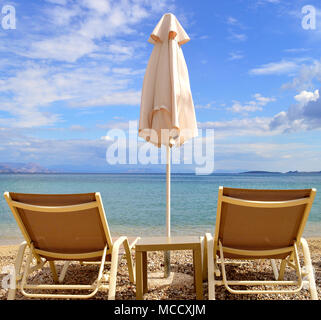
[219,188,312,259]
[4,191,137,300]
[10,193,107,257]
[205,186,318,300]
[139,13,197,147]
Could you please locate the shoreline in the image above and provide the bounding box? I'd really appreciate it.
[1,219,321,246]
[1,236,321,247]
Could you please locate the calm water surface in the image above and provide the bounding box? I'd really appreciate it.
[0,173,320,244]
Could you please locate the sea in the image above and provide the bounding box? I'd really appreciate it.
[0,173,320,245]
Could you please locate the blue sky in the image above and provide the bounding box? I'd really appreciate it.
[0,0,321,172]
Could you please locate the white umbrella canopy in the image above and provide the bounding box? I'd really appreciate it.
[138,14,197,276]
[139,13,197,148]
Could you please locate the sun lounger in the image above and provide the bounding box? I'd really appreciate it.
[4,192,138,300]
[204,187,318,300]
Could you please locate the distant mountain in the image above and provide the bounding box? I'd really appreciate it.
[241,170,321,175]
[240,171,281,174]
[0,162,54,173]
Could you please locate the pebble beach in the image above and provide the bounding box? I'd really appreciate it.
[0,238,320,300]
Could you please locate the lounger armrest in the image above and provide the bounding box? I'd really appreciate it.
[205,233,213,241]
[112,236,140,253]
[112,236,128,253]
[109,236,136,299]
[129,237,140,250]
[205,233,220,277]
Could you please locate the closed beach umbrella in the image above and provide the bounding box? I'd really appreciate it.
[139,13,197,275]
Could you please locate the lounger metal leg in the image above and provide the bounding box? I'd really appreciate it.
[59,261,70,283]
[278,259,287,280]
[49,261,58,283]
[136,251,143,300]
[108,258,119,300]
[201,236,208,281]
[301,238,318,300]
[206,234,215,300]
[271,259,279,280]
[7,241,27,300]
[7,289,16,300]
[123,239,135,283]
[194,247,203,300]
[108,236,128,300]
[142,252,148,294]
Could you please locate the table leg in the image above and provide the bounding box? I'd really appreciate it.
[142,251,148,294]
[136,251,143,300]
[193,247,203,300]
[193,250,196,288]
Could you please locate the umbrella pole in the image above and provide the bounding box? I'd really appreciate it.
[164,144,171,278]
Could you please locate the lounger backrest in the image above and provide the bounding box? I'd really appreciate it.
[215,187,316,255]
[4,192,112,255]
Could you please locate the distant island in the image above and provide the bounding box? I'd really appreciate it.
[0,162,54,173]
[241,171,321,174]
[241,171,281,174]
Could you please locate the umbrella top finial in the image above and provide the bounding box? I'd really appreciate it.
[148,13,190,46]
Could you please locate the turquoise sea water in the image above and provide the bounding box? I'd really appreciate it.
[0,173,320,244]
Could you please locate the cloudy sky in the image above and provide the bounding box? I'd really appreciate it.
[0,0,321,172]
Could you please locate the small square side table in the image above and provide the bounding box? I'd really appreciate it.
[135,236,203,300]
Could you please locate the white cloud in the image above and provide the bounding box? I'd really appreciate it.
[228,51,244,61]
[26,35,97,63]
[0,0,176,127]
[45,4,80,26]
[0,61,143,127]
[112,67,145,75]
[21,0,171,63]
[74,91,141,107]
[282,60,321,90]
[261,0,280,3]
[227,17,238,25]
[284,48,310,53]
[270,89,321,133]
[229,101,262,113]
[226,16,247,42]
[254,93,276,105]
[45,0,68,5]
[256,0,280,5]
[0,66,66,127]
[198,89,321,139]
[195,103,213,110]
[81,0,111,14]
[228,93,275,114]
[0,131,112,168]
[214,140,321,172]
[97,121,131,130]
[70,125,86,131]
[198,117,276,138]
[108,44,133,55]
[294,89,319,105]
[249,59,300,75]
[228,31,247,42]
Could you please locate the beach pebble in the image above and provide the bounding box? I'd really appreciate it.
[0,240,320,300]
